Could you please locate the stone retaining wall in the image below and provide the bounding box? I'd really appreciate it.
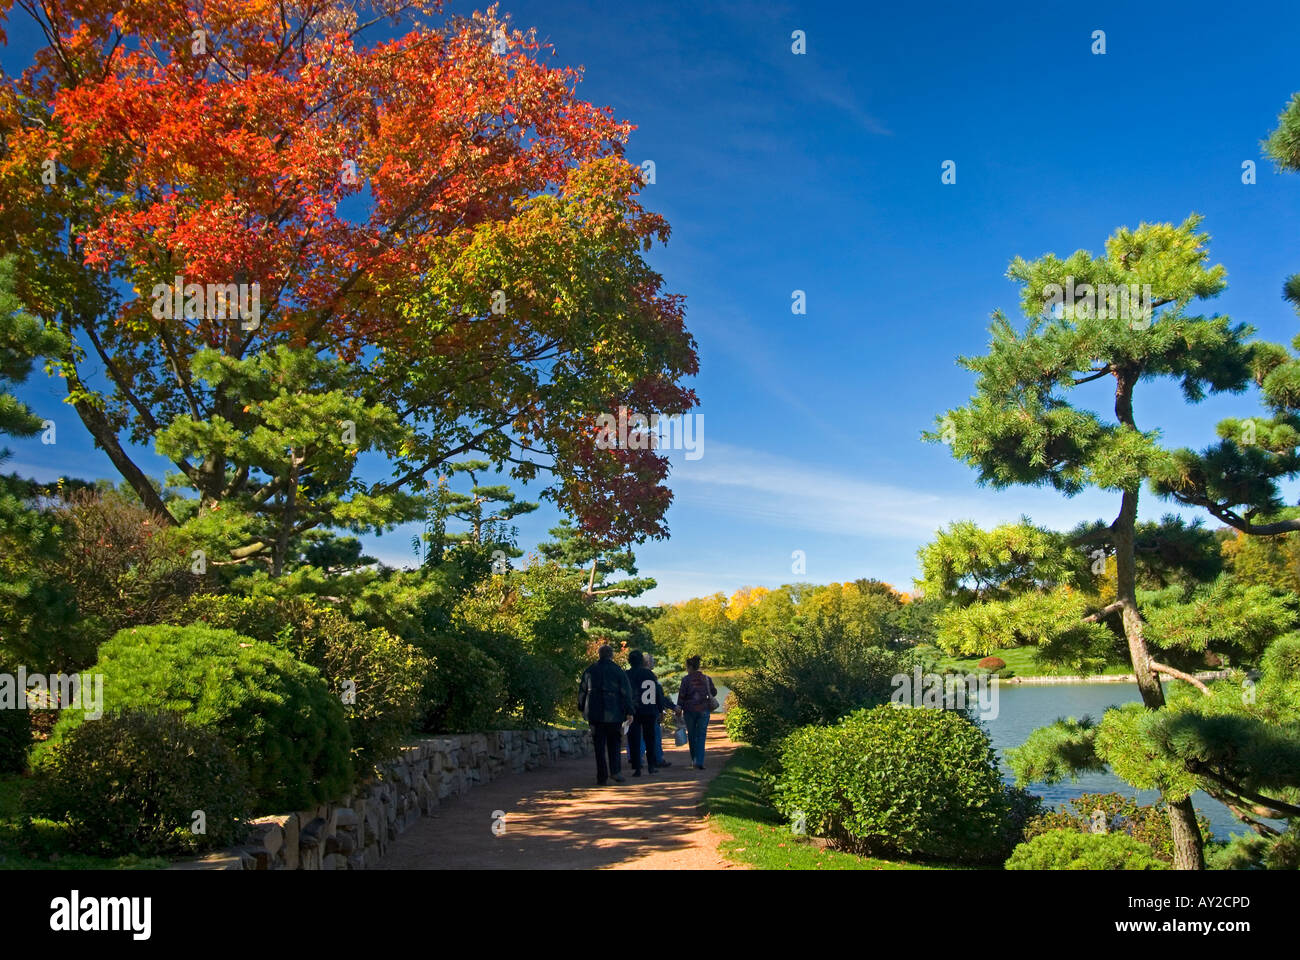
[172,727,592,870]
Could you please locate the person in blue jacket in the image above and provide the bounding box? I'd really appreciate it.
[623,649,668,776]
[643,653,677,768]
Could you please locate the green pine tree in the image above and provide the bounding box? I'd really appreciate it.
[538,519,658,648]
[416,460,538,566]
[155,345,425,577]
[0,255,64,455]
[929,216,1258,868]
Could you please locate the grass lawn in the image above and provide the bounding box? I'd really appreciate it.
[701,745,945,870]
[923,645,1132,678]
[0,774,165,870]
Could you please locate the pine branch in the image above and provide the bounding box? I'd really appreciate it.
[1189,762,1300,819]
[1149,660,1211,695]
[1083,600,1125,623]
[1071,366,1113,386]
[1170,491,1300,536]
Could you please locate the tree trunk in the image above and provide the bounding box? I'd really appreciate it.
[1113,489,1162,705]
[1113,371,1205,869]
[1168,797,1206,868]
[272,450,300,578]
[65,379,175,523]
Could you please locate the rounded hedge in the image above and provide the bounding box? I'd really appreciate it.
[40,625,352,812]
[773,704,1027,864]
[1005,829,1168,870]
[27,708,252,857]
[185,594,429,776]
[978,656,1007,671]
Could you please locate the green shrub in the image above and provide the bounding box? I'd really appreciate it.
[0,653,30,773]
[773,704,1033,864]
[453,562,589,723]
[0,703,29,773]
[420,634,506,732]
[729,621,918,747]
[1023,792,1213,865]
[1006,829,1168,870]
[27,708,251,857]
[184,594,428,776]
[5,489,199,673]
[1206,824,1300,870]
[1207,833,1269,870]
[471,628,568,727]
[723,702,752,743]
[40,625,352,812]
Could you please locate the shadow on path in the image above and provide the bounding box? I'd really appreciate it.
[378,717,738,870]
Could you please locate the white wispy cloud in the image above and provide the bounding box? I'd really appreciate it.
[664,440,1123,539]
[628,439,1218,602]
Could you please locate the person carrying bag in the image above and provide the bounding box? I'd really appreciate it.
[677,655,717,769]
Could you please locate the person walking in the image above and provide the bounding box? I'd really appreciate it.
[624,650,668,776]
[578,644,635,786]
[677,655,717,770]
[644,653,676,768]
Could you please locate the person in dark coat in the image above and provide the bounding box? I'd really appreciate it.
[624,650,669,776]
[578,644,635,785]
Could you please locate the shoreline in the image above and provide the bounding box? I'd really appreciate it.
[997,670,1233,685]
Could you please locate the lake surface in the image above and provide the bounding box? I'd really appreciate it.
[983,682,1260,840]
[714,677,1260,841]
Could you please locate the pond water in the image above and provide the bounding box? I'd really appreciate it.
[984,682,1266,841]
[711,677,1261,841]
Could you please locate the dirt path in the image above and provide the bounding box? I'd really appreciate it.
[377,717,742,870]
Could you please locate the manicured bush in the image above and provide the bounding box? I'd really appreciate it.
[27,708,251,857]
[773,704,1034,864]
[1022,792,1213,865]
[1005,829,1168,870]
[184,594,429,775]
[40,625,352,812]
[728,621,918,747]
[420,634,507,733]
[978,656,1006,671]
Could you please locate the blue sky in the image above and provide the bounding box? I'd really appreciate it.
[5,1,1300,603]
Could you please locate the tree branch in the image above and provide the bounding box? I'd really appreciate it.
[1083,601,1124,623]
[1170,492,1300,536]
[1071,365,1112,386]
[1149,660,1211,695]
[1189,763,1300,819]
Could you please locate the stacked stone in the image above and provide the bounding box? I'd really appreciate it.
[171,727,593,871]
